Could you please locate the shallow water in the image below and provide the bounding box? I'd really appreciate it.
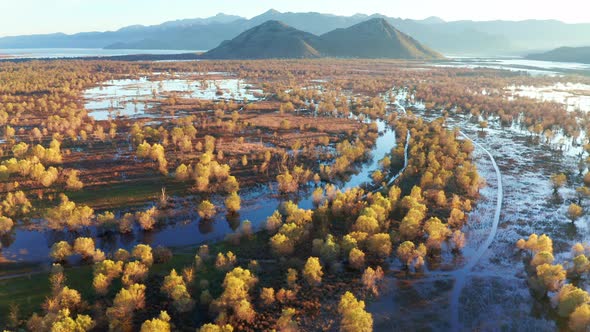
[1,128,397,262]
[434,57,590,76]
[83,74,264,120]
[1,84,399,263]
[0,48,202,59]
[506,82,590,112]
[370,88,587,330]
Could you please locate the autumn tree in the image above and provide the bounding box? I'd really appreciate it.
[303,257,323,286]
[260,287,275,306]
[225,192,241,214]
[554,284,590,317]
[570,304,590,332]
[73,237,95,260]
[132,244,154,266]
[276,307,298,331]
[199,324,234,332]
[338,291,373,332]
[568,203,583,222]
[0,216,14,235]
[141,311,171,332]
[106,283,146,331]
[362,266,384,295]
[45,194,94,231]
[535,263,566,292]
[367,233,392,258]
[136,206,158,231]
[396,241,427,269]
[550,173,567,195]
[348,248,366,270]
[50,241,73,262]
[45,309,95,332]
[198,200,216,219]
[162,269,195,312]
[211,267,258,323]
[65,169,84,191]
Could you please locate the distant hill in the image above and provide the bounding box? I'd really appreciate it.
[319,18,443,59]
[203,19,443,60]
[158,13,243,28]
[527,46,590,64]
[2,9,590,55]
[202,21,322,59]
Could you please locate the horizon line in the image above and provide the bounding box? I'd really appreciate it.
[1,9,589,38]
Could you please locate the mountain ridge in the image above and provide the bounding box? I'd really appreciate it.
[318,18,442,59]
[2,9,590,55]
[202,18,444,60]
[202,20,323,59]
[526,46,590,64]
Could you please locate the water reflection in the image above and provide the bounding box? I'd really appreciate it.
[506,82,590,112]
[1,88,401,263]
[433,57,590,76]
[83,74,264,120]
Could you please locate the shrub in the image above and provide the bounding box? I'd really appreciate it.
[153,246,173,264]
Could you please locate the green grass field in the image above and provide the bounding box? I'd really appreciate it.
[0,232,271,326]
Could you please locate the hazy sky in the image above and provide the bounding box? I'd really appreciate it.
[0,0,588,37]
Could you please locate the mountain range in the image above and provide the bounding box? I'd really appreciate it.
[1,9,590,55]
[202,19,443,60]
[527,46,590,64]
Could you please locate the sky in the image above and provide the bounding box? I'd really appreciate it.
[0,0,588,37]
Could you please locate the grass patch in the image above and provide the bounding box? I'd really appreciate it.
[0,262,45,278]
[66,178,189,210]
[0,231,273,327]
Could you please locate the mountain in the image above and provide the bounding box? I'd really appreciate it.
[158,13,244,28]
[247,9,373,35]
[102,21,248,50]
[203,19,443,60]
[419,16,446,24]
[319,18,443,59]
[2,9,590,55]
[202,20,321,59]
[442,20,590,52]
[235,10,511,55]
[526,46,590,64]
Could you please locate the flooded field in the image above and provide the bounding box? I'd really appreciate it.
[84,73,264,120]
[370,81,589,330]
[0,76,400,263]
[1,59,589,330]
[434,57,590,76]
[506,82,590,112]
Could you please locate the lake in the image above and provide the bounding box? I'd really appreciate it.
[0,48,202,59]
[435,56,590,76]
[3,48,590,76]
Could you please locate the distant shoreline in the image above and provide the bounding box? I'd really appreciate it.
[0,52,204,62]
[526,46,590,65]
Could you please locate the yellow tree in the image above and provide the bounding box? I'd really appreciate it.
[303,257,323,286]
[338,291,373,332]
